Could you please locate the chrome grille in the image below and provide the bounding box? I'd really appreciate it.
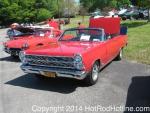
[26,55,75,68]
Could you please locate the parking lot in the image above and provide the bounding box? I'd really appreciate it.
[0,29,150,113]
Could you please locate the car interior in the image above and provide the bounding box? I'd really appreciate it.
[60,29,103,42]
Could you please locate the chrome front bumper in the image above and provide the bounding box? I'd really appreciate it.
[21,64,87,80]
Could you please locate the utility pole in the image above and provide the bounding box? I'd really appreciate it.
[68,0,70,23]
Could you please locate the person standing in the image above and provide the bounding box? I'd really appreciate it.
[47,18,59,30]
[7,23,19,39]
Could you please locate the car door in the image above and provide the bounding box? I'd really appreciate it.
[104,35,118,63]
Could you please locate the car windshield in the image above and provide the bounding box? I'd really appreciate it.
[34,29,51,37]
[59,28,103,42]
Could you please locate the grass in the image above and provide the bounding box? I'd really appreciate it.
[63,16,89,29]
[63,16,150,65]
[123,20,150,65]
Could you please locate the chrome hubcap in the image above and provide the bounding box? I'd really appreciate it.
[92,64,99,81]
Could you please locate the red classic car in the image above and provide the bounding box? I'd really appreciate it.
[3,27,62,57]
[20,17,128,85]
[7,26,35,40]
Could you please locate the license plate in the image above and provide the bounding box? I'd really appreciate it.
[43,72,56,78]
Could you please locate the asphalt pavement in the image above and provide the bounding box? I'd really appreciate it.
[0,29,150,113]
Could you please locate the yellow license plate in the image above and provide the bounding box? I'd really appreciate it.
[43,72,56,78]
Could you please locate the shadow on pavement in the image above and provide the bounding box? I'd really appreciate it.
[5,74,89,94]
[0,56,20,62]
[124,76,150,113]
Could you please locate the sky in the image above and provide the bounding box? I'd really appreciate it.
[75,0,79,3]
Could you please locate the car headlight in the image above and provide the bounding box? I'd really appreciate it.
[19,51,27,64]
[74,54,84,70]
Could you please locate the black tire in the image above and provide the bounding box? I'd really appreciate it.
[115,49,123,61]
[84,61,100,85]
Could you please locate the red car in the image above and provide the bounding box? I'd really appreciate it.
[3,27,62,57]
[20,17,128,85]
[7,26,35,40]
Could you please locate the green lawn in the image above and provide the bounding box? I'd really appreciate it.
[64,16,89,29]
[64,16,150,65]
[123,20,150,65]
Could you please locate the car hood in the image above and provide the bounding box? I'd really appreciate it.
[6,36,55,48]
[25,41,101,57]
[13,35,33,39]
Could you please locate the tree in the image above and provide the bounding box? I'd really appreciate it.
[116,0,131,8]
[0,0,67,25]
[80,0,95,12]
[80,0,110,12]
[37,8,52,21]
[80,0,131,12]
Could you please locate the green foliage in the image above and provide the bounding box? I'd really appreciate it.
[136,0,150,7]
[80,0,131,12]
[80,0,110,11]
[109,0,118,8]
[116,0,131,7]
[37,8,52,21]
[0,0,77,25]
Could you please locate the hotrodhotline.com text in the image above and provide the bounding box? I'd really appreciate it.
[32,105,150,113]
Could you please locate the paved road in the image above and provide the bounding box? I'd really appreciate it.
[0,29,150,113]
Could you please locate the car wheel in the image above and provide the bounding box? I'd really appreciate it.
[115,49,123,61]
[84,61,100,85]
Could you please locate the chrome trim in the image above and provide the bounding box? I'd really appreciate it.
[28,60,74,64]
[73,53,83,60]
[25,54,76,69]
[73,54,84,70]
[21,65,87,80]
[28,64,75,69]
[26,55,74,61]
[25,54,74,58]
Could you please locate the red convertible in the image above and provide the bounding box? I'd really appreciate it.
[20,17,128,85]
[3,27,62,57]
